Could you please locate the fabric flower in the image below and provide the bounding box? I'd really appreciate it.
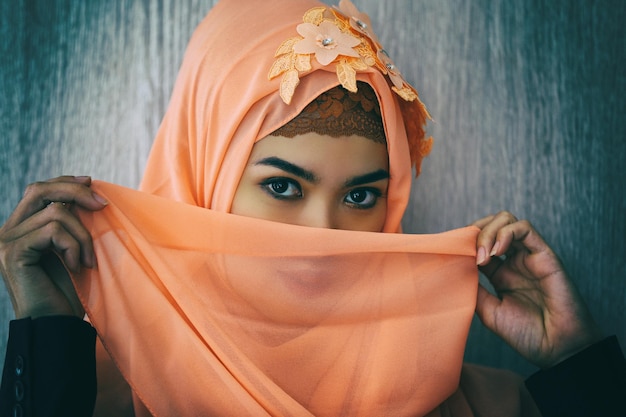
[335,0,381,47]
[377,49,405,90]
[294,20,361,66]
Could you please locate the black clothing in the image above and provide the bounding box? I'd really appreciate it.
[0,317,96,417]
[525,335,626,417]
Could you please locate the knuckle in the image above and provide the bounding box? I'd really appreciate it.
[23,181,46,197]
[45,202,67,218]
[495,210,518,223]
[45,220,65,235]
[23,181,53,207]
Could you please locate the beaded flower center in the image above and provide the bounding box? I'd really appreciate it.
[316,34,336,48]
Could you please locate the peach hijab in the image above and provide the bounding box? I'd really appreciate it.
[74,0,484,416]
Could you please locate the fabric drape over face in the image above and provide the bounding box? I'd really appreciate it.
[71,0,489,416]
[78,182,479,416]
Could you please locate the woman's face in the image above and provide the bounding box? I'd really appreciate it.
[231,133,389,232]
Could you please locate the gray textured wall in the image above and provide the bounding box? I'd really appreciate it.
[1,0,624,380]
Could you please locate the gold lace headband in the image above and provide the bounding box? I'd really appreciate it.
[270,82,386,144]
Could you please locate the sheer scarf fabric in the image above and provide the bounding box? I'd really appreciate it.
[76,182,479,416]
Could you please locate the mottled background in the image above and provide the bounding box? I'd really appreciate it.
[1,0,624,379]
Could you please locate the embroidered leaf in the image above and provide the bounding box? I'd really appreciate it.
[336,61,357,92]
[268,54,294,80]
[303,7,326,25]
[392,86,418,101]
[334,16,351,32]
[295,54,311,72]
[275,37,301,57]
[280,69,300,104]
[346,57,368,71]
[364,55,376,67]
[354,43,377,68]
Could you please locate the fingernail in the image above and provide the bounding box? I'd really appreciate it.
[477,247,486,265]
[93,193,108,205]
[490,241,500,257]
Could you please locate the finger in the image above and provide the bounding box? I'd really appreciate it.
[4,177,107,230]
[44,176,93,209]
[470,214,495,229]
[478,254,504,282]
[478,255,529,297]
[509,222,552,256]
[475,284,500,333]
[33,176,107,208]
[6,221,83,274]
[475,211,518,265]
[3,203,95,268]
[46,175,92,185]
[489,220,550,258]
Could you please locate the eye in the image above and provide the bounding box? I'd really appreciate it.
[344,188,381,209]
[260,177,302,200]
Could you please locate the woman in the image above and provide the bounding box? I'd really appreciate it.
[0,0,624,416]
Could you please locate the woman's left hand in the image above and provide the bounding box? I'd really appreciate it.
[473,211,603,368]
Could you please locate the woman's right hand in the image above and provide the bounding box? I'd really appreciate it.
[0,176,108,319]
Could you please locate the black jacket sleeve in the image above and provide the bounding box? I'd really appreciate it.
[0,316,97,417]
[525,336,626,417]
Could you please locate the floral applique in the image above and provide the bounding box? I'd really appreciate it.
[268,0,433,175]
[334,0,381,48]
[294,20,361,66]
[269,0,420,105]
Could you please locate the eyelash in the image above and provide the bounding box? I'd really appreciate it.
[259,177,302,200]
[259,177,384,209]
[344,187,383,210]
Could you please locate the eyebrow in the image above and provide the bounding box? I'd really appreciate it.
[343,169,390,187]
[253,157,389,187]
[254,157,318,183]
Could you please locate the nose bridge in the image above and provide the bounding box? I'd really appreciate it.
[301,196,337,229]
